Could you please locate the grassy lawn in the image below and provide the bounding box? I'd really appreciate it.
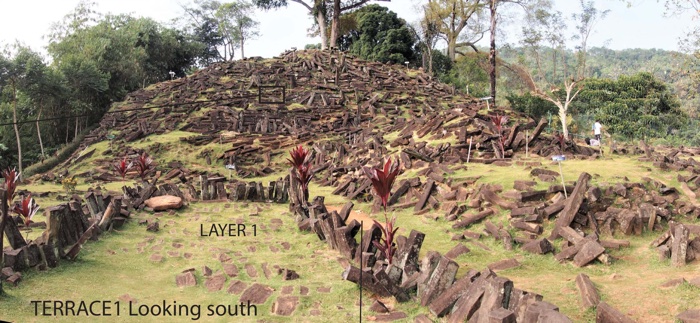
[4,151,700,322]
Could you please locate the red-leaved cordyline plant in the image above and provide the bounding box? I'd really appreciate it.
[490,114,509,134]
[288,145,314,202]
[555,132,566,152]
[490,114,509,158]
[2,167,20,201]
[363,158,400,212]
[363,157,400,265]
[134,153,154,180]
[13,194,40,227]
[112,157,133,180]
[287,145,310,170]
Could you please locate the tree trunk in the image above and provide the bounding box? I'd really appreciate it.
[552,50,557,82]
[240,36,245,59]
[329,0,341,48]
[315,4,328,50]
[0,189,7,295]
[37,107,45,159]
[448,38,456,62]
[74,116,79,139]
[66,117,70,143]
[559,109,568,140]
[427,47,434,75]
[489,0,497,102]
[10,80,22,180]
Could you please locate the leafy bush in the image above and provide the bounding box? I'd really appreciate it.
[61,176,77,193]
[506,92,558,121]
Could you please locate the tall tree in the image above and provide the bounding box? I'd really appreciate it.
[423,0,485,62]
[182,0,260,61]
[411,15,440,75]
[328,0,391,48]
[487,0,537,103]
[571,0,609,79]
[218,1,260,58]
[520,1,565,83]
[253,0,389,49]
[0,46,49,179]
[339,5,416,64]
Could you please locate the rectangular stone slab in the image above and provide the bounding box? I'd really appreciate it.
[573,240,605,267]
[551,172,592,239]
[595,301,636,323]
[420,256,459,307]
[428,270,480,317]
[575,273,600,309]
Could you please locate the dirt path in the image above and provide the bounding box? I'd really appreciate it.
[326,205,378,230]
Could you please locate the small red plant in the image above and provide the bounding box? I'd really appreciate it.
[555,132,566,152]
[363,158,400,212]
[373,215,399,265]
[288,145,314,202]
[112,157,133,180]
[13,194,40,226]
[364,157,401,265]
[490,114,509,157]
[2,167,20,200]
[287,145,311,169]
[134,153,154,180]
[490,114,509,133]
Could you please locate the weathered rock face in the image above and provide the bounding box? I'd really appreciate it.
[144,195,183,211]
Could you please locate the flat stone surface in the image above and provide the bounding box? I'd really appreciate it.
[317,287,331,293]
[488,258,520,271]
[677,309,700,323]
[245,264,258,278]
[660,278,687,288]
[149,254,163,262]
[373,312,408,322]
[281,286,294,295]
[262,263,271,279]
[300,286,309,296]
[176,272,196,287]
[689,277,700,288]
[205,273,227,292]
[414,314,432,323]
[271,296,299,316]
[240,283,275,304]
[226,280,247,295]
[223,263,238,277]
[218,253,232,263]
[370,300,389,313]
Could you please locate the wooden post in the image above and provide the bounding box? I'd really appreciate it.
[558,161,567,199]
[467,137,473,164]
[525,130,529,158]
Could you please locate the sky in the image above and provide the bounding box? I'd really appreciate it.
[0,0,697,59]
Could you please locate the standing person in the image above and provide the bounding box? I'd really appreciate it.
[592,120,603,142]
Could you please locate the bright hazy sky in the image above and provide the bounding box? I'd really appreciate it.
[0,0,696,59]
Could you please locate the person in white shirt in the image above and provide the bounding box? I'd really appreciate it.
[592,120,603,142]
